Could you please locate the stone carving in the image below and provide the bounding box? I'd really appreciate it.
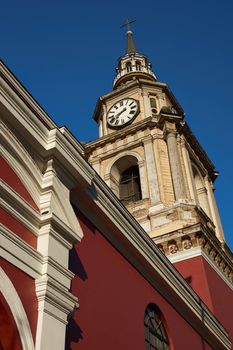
[168,241,178,254]
[182,236,192,250]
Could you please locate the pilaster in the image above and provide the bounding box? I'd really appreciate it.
[166,128,186,200]
[143,135,161,205]
[205,178,225,242]
[180,137,198,203]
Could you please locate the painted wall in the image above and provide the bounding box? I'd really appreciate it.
[66,208,215,350]
[0,259,38,343]
[0,292,23,350]
[1,156,38,211]
[1,156,37,248]
[175,256,233,347]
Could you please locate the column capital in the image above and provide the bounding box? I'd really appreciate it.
[142,135,153,145]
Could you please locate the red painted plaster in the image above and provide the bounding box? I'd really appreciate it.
[0,292,23,350]
[175,256,233,347]
[1,208,37,248]
[0,156,39,211]
[66,209,216,350]
[0,258,38,343]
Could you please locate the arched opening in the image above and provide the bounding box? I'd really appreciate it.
[144,304,170,350]
[119,165,141,204]
[126,62,132,72]
[150,98,157,115]
[136,61,141,71]
[192,165,210,217]
[0,268,34,350]
[110,155,142,205]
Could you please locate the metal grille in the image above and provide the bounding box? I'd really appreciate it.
[144,305,170,350]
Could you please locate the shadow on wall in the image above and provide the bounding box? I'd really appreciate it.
[69,247,88,281]
[65,317,83,349]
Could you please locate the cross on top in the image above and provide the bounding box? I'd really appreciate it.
[120,19,136,32]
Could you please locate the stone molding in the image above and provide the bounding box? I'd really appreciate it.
[155,223,233,285]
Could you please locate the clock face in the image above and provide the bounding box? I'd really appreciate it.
[107,98,139,128]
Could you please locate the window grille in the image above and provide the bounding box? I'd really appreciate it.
[144,304,170,350]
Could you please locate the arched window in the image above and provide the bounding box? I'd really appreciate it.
[150,97,157,114]
[120,165,141,204]
[144,304,170,350]
[110,155,142,205]
[126,62,132,72]
[136,61,141,71]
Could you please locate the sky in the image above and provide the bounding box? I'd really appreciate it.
[1,0,232,250]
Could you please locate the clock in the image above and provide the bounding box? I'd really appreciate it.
[107,98,139,128]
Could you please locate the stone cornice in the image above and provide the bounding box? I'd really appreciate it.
[0,59,56,130]
[92,78,184,122]
[178,122,216,180]
[85,116,159,154]
[154,222,233,285]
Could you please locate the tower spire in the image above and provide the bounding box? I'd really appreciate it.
[113,21,157,88]
[120,19,137,54]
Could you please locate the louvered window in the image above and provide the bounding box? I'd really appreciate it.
[119,165,141,205]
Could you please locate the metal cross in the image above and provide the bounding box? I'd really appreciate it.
[120,19,136,31]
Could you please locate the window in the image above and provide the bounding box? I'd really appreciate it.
[126,62,132,72]
[144,304,170,350]
[150,97,157,114]
[136,61,141,71]
[120,165,141,205]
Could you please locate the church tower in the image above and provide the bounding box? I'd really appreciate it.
[85,23,232,288]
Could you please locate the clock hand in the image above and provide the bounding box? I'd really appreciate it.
[115,107,126,118]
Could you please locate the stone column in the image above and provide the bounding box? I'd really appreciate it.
[143,136,161,205]
[138,159,149,199]
[166,131,186,200]
[180,137,198,203]
[205,177,225,242]
[99,119,103,137]
[141,90,151,117]
[103,103,107,136]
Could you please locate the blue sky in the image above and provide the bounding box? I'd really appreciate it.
[1,0,232,250]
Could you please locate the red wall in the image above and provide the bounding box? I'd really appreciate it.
[0,258,38,343]
[0,292,23,350]
[1,156,37,248]
[66,209,215,350]
[1,208,37,248]
[175,256,233,347]
[0,156,39,211]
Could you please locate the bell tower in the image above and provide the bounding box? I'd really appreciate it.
[85,23,233,285]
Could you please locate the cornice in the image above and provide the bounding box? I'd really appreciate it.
[169,246,233,291]
[0,224,43,278]
[92,78,184,122]
[178,122,216,179]
[1,179,40,235]
[85,116,159,153]
[35,276,78,324]
[0,59,56,130]
[154,222,233,285]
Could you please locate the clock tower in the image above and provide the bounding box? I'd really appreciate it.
[85,24,232,285]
